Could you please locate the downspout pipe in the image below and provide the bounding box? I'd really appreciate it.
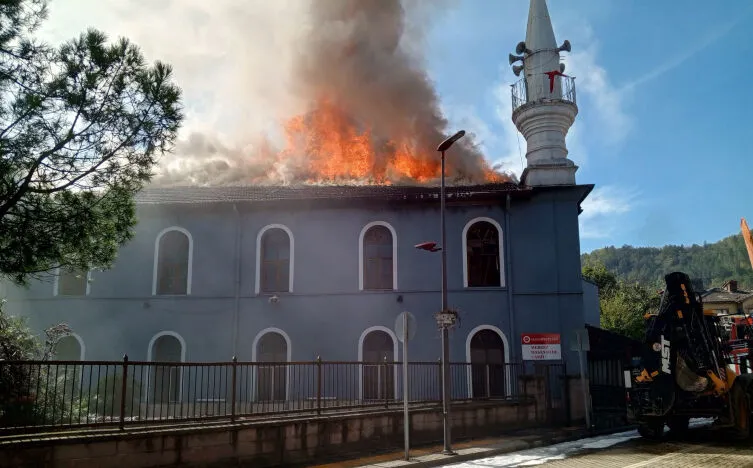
[504,194,516,360]
[232,204,242,358]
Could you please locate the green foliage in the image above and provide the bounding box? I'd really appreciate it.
[583,262,661,340]
[0,0,183,285]
[88,373,142,419]
[0,303,146,427]
[582,233,753,291]
[0,301,81,426]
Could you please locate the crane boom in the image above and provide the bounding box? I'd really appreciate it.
[743,218,753,271]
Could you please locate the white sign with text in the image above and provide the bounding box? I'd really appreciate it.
[521,333,562,361]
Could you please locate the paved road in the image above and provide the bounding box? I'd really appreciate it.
[446,426,753,467]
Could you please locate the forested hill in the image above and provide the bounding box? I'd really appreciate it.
[581,233,753,290]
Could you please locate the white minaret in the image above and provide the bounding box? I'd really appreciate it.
[509,0,578,187]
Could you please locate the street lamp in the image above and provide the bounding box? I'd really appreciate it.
[415,129,465,456]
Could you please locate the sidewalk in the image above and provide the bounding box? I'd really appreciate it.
[309,425,633,468]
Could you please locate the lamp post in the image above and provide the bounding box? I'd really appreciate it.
[416,129,465,455]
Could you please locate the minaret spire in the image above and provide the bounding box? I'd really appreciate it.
[508,0,578,187]
[525,0,557,51]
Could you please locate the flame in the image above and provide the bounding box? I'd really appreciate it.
[274,96,506,185]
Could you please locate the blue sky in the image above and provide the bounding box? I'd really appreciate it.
[423,0,753,253]
[40,0,753,254]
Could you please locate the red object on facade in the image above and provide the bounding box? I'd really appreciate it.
[414,241,441,252]
[544,70,568,93]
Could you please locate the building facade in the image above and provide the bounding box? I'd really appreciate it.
[1,0,597,401]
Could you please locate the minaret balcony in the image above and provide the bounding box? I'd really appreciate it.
[510,75,577,113]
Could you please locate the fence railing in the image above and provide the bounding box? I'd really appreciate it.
[0,358,564,434]
[510,75,577,112]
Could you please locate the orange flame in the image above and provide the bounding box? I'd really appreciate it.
[275,97,506,184]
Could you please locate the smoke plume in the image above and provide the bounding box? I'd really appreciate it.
[42,0,510,186]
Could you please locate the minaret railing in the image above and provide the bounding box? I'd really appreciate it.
[510,75,576,113]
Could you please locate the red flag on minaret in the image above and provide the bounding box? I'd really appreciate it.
[544,70,568,93]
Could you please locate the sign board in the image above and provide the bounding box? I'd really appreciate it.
[395,311,417,343]
[521,333,562,361]
[434,312,457,328]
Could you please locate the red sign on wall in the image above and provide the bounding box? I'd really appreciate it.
[521,333,562,360]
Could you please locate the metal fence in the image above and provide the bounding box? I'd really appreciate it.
[0,358,564,434]
[510,75,577,112]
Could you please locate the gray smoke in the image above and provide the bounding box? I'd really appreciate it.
[150,0,511,186]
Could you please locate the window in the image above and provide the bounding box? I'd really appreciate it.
[469,329,506,398]
[359,328,396,401]
[260,228,291,293]
[464,219,502,287]
[56,268,89,296]
[55,335,83,360]
[53,334,84,392]
[362,224,394,291]
[154,228,192,295]
[148,332,185,404]
[255,331,289,402]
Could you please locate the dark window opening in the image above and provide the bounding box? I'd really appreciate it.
[156,230,190,295]
[256,332,288,401]
[466,221,501,287]
[261,228,291,293]
[151,335,182,403]
[58,268,88,296]
[470,329,506,398]
[362,330,395,401]
[363,225,394,290]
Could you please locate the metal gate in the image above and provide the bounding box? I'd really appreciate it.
[585,325,641,429]
[588,357,628,429]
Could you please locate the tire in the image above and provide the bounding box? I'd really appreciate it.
[730,378,752,440]
[667,416,690,435]
[638,420,664,440]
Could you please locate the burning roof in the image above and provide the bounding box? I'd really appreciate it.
[135,183,528,206]
[151,0,515,188]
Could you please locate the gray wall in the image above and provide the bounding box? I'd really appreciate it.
[582,279,600,327]
[3,186,591,375]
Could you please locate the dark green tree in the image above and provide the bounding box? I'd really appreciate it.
[0,0,182,285]
[583,262,661,340]
[582,233,753,291]
[582,262,618,298]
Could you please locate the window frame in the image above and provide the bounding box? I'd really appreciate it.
[462,217,505,288]
[255,224,294,295]
[152,227,194,296]
[358,221,398,291]
[53,267,92,297]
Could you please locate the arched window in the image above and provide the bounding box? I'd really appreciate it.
[469,329,506,398]
[255,331,289,402]
[465,220,502,287]
[55,335,83,361]
[360,329,396,401]
[53,334,84,392]
[148,333,184,403]
[362,225,395,291]
[56,268,89,296]
[260,227,291,293]
[154,228,192,295]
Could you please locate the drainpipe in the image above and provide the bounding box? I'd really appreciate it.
[504,194,516,358]
[232,204,242,358]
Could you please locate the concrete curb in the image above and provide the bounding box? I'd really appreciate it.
[357,426,637,468]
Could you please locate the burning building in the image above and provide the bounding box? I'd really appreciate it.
[2,0,598,403]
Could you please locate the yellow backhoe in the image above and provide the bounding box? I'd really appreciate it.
[626,218,753,439]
